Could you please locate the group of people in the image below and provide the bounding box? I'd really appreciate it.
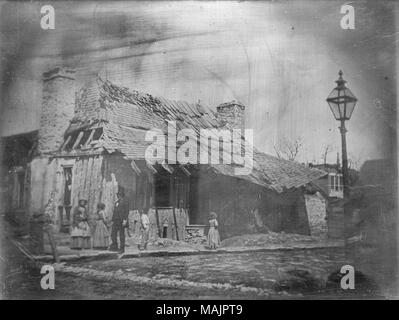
[70,190,150,254]
[69,190,220,253]
[34,188,220,266]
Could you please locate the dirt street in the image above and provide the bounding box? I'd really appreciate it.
[2,245,389,299]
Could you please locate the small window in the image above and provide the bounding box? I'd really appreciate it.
[64,128,103,150]
[92,128,103,141]
[65,132,79,150]
[329,174,334,187]
[78,130,92,148]
[328,173,343,196]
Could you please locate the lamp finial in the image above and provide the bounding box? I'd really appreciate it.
[336,70,346,88]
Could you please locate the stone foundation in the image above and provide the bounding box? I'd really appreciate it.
[185,225,207,245]
[305,193,327,237]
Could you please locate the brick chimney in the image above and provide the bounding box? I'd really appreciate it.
[38,66,76,154]
[216,100,245,132]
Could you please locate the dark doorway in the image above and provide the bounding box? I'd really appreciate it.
[60,166,72,232]
[188,176,200,224]
[155,172,171,207]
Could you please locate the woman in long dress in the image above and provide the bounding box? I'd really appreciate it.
[93,203,110,249]
[207,212,221,249]
[71,199,91,249]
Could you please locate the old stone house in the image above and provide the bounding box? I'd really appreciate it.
[1,66,327,241]
[307,161,361,238]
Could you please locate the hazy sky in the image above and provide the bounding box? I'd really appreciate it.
[0,1,397,166]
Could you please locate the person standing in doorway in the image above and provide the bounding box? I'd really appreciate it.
[109,188,129,254]
[139,210,150,251]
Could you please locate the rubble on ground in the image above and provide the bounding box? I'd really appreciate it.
[126,235,203,250]
[185,228,207,245]
[221,232,322,247]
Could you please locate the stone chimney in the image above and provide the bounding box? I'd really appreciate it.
[216,100,245,132]
[38,66,76,154]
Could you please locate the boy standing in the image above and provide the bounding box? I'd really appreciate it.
[139,210,150,250]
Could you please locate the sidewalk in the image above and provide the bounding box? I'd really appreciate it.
[4,214,345,264]
[33,238,345,263]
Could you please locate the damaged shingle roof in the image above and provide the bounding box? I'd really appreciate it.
[64,77,326,192]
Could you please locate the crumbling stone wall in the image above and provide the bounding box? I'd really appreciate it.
[38,67,76,154]
[327,199,344,238]
[305,193,327,237]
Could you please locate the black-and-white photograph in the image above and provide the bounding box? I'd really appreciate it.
[0,0,397,301]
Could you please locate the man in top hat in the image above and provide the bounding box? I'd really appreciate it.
[109,187,129,254]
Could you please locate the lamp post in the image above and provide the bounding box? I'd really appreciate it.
[326,70,357,246]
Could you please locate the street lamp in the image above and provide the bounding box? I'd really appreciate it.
[326,70,357,244]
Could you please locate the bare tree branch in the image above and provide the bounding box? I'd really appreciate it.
[274,145,282,159]
[273,136,303,161]
[321,144,332,165]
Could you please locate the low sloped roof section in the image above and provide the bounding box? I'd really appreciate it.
[63,77,326,192]
[199,135,326,192]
